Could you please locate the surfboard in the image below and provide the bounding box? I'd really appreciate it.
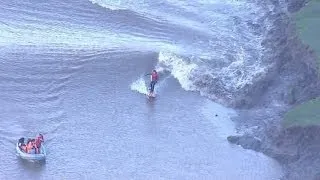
[146,93,156,99]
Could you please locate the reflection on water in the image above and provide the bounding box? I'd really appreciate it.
[17,157,46,171]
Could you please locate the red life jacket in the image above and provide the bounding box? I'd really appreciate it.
[35,137,42,148]
[151,72,158,81]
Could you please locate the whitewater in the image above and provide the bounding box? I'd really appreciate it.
[0,0,287,179]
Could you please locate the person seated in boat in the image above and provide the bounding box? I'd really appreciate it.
[25,139,36,154]
[31,139,36,154]
[35,134,44,154]
[26,139,33,153]
[20,144,27,152]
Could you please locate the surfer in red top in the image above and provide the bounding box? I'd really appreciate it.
[146,70,158,97]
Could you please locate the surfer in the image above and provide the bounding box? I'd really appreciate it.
[146,70,158,97]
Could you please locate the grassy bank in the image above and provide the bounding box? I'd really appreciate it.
[284,98,320,127]
[295,0,320,68]
[284,0,320,128]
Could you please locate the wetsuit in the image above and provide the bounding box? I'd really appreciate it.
[149,71,158,93]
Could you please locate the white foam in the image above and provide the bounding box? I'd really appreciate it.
[130,77,149,95]
[158,51,198,91]
[218,46,268,91]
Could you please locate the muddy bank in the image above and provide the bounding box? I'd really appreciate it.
[228,125,320,180]
[226,0,320,179]
[233,0,319,109]
[198,0,320,109]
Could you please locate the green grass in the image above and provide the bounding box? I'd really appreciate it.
[295,0,320,70]
[283,0,320,128]
[284,98,320,127]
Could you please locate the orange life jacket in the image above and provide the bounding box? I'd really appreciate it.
[26,142,33,153]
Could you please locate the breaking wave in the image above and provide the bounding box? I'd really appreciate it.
[1,0,289,106]
[156,50,270,104]
[90,0,286,105]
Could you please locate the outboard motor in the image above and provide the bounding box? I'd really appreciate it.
[18,137,25,146]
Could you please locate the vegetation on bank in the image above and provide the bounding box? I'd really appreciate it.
[284,98,320,127]
[284,0,320,128]
[295,0,320,69]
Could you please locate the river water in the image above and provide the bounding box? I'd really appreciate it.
[0,0,284,179]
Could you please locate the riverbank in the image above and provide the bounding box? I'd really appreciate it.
[227,0,320,179]
[294,0,320,69]
[284,0,320,128]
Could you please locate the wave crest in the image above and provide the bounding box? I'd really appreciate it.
[158,51,198,91]
[157,50,269,105]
